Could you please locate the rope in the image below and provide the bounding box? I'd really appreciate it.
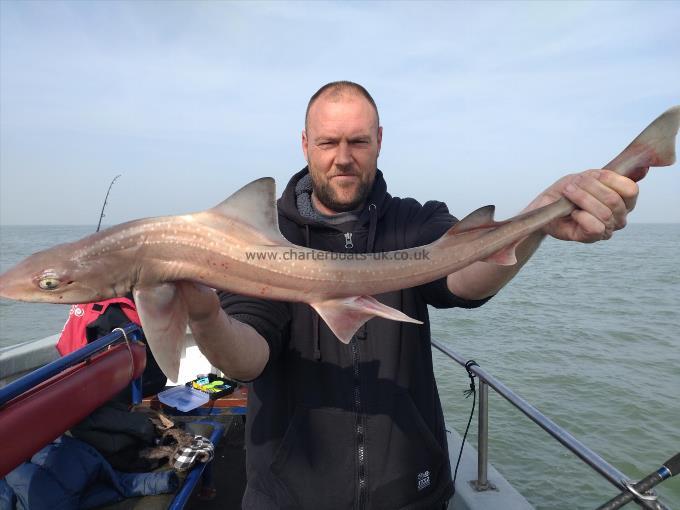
[452,360,479,496]
[111,327,135,382]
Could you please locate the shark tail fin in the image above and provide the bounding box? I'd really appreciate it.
[311,296,423,344]
[439,205,519,266]
[133,284,188,382]
[606,105,680,181]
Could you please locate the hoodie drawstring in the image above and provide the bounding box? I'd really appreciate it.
[305,224,323,361]
[309,204,379,360]
[355,203,378,342]
[367,203,377,252]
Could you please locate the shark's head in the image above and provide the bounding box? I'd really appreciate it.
[0,241,128,304]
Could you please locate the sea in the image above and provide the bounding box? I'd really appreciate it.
[0,224,678,509]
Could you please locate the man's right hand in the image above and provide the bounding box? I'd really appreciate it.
[175,281,222,325]
[527,169,639,243]
[175,281,269,381]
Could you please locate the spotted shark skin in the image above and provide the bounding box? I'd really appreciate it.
[1,107,678,379]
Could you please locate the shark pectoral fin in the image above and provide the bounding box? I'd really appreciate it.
[133,284,189,381]
[482,239,522,266]
[311,296,423,344]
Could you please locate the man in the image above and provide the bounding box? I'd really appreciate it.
[179,81,638,509]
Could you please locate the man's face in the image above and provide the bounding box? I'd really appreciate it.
[302,94,382,214]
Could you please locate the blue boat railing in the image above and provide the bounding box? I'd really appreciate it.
[431,338,671,510]
[0,323,144,407]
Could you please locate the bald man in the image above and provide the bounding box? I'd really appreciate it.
[181,81,638,510]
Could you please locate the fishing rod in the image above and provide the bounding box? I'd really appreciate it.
[595,452,679,510]
[96,174,121,232]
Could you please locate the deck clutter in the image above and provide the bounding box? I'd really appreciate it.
[0,326,231,509]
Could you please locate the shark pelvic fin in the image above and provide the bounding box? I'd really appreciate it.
[133,283,189,382]
[311,296,423,344]
[482,239,521,265]
[211,177,289,245]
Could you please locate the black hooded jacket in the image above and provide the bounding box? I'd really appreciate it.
[219,168,490,510]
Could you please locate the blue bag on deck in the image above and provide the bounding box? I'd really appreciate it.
[1,435,178,509]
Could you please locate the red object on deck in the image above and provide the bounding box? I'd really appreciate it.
[56,298,141,356]
[0,342,146,478]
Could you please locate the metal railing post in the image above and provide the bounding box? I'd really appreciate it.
[430,338,630,490]
[478,380,489,486]
[429,338,674,508]
[472,380,495,490]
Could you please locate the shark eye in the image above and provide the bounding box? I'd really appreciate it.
[38,277,61,290]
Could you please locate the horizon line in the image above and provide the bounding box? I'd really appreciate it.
[2,221,680,228]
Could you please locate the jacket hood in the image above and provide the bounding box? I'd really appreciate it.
[277,167,392,229]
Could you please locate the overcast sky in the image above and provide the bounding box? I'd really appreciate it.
[0,0,678,226]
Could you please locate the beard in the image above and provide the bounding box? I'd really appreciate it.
[310,169,376,213]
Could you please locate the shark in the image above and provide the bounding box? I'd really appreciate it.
[0,106,678,379]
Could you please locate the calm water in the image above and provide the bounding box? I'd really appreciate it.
[0,224,678,508]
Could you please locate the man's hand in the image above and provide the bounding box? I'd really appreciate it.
[527,169,640,243]
[175,281,222,325]
[174,281,269,381]
[447,168,641,301]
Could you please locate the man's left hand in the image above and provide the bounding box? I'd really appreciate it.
[528,169,640,243]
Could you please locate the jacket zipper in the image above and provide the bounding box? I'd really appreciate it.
[345,232,354,249]
[352,336,366,509]
[346,229,365,509]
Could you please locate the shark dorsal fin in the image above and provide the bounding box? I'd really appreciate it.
[211,177,290,245]
[440,204,519,266]
[448,205,497,234]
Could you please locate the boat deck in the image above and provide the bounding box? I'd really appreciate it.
[137,388,249,509]
[94,415,248,510]
[0,332,536,510]
[186,416,247,510]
